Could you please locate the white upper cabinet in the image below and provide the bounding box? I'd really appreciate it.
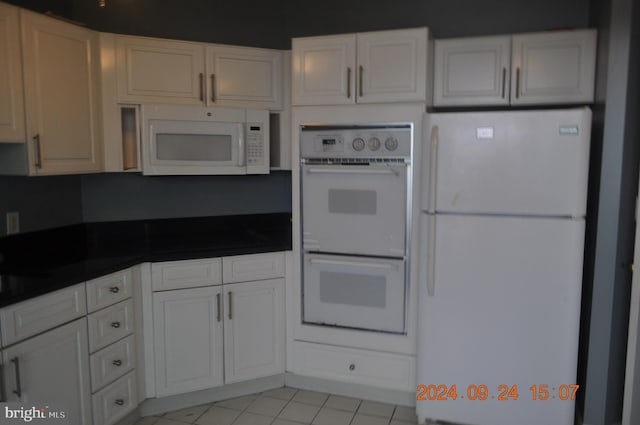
[0,3,25,143]
[116,35,206,105]
[20,9,103,174]
[434,35,511,106]
[207,45,282,109]
[511,29,597,105]
[292,34,356,105]
[433,29,597,107]
[356,28,429,103]
[114,35,283,109]
[292,28,429,105]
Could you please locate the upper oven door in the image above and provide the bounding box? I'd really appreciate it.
[301,163,408,257]
[143,119,244,175]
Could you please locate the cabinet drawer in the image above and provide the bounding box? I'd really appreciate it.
[87,268,133,313]
[90,334,136,392]
[223,252,285,283]
[152,258,222,291]
[293,341,415,391]
[92,371,137,425]
[88,299,134,352]
[0,284,87,346]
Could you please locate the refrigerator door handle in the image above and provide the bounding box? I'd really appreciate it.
[428,125,439,213]
[426,214,436,296]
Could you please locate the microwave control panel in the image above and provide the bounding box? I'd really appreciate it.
[246,123,265,165]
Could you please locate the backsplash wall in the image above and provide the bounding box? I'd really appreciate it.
[0,175,83,235]
[80,172,292,223]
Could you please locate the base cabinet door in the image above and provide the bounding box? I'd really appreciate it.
[153,286,224,396]
[2,318,92,425]
[223,278,284,383]
[21,9,102,174]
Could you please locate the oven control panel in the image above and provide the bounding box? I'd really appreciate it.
[300,125,412,159]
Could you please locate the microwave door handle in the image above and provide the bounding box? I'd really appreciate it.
[237,124,245,166]
[309,258,398,270]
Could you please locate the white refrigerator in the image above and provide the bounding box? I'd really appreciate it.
[417,108,591,425]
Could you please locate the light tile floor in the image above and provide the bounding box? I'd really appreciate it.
[135,387,418,425]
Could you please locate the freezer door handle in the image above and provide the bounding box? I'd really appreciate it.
[428,126,439,213]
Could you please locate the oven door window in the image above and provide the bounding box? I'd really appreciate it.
[303,253,406,333]
[302,164,407,257]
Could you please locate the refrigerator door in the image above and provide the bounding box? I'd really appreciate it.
[423,108,591,216]
[417,213,584,425]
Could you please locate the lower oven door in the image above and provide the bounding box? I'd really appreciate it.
[303,253,406,333]
[301,163,407,257]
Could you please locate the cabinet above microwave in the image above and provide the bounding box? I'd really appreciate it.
[141,105,269,175]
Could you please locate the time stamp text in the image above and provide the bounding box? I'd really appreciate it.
[417,384,580,401]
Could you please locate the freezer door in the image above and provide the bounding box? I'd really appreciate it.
[423,108,591,216]
[416,214,584,425]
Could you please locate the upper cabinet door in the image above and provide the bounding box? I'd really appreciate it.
[0,3,25,143]
[292,34,356,105]
[207,45,282,109]
[356,28,428,103]
[511,29,597,105]
[433,35,511,106]
[21,9,102,175]
[116,35,206,105]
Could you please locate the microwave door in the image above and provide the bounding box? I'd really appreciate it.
[144,120,245,175]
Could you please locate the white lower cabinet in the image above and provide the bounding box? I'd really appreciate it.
[292,340,416,391]
[224,279,285,383]
[2,318,93,425]
[92,371,138,425]
[153,286,224,396]
[149,252,286,397]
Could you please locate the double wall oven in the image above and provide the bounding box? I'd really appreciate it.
[300,125,412,334]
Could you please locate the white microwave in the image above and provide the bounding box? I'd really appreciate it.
[141,105,269,175]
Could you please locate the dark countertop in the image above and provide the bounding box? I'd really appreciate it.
[0,213,291,307]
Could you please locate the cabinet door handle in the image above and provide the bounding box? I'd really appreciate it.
[347,67,352,99]
[111,321,121,328]
[501,67,507,98]
[211,74,216,102]
[349,363,356,371]
[216,293,221,322]
[109,286,120,294]
[112,359,123,367]
[359,65,364,98]
[199,73,205,102]
[33,134,42,169]
[228,291,233,320]
[515,67,520,99]
[115,399,125,406]
[11,357,22,398]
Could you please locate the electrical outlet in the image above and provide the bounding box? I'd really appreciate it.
[6,212,19,235]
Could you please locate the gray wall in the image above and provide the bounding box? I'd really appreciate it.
[0,175,82,235]
[80,172,291,223]
[580,0,640,424]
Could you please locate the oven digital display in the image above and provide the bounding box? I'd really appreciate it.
[322,139,337,145]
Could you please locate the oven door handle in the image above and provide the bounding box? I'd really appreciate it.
[305,167,401,177]
[309,258,398,270]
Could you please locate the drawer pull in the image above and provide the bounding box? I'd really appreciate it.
[115,399,125,406]
[111,321,121,329]
[112,359,123,367]
[109,286,120,294]
[349,363,356,371]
